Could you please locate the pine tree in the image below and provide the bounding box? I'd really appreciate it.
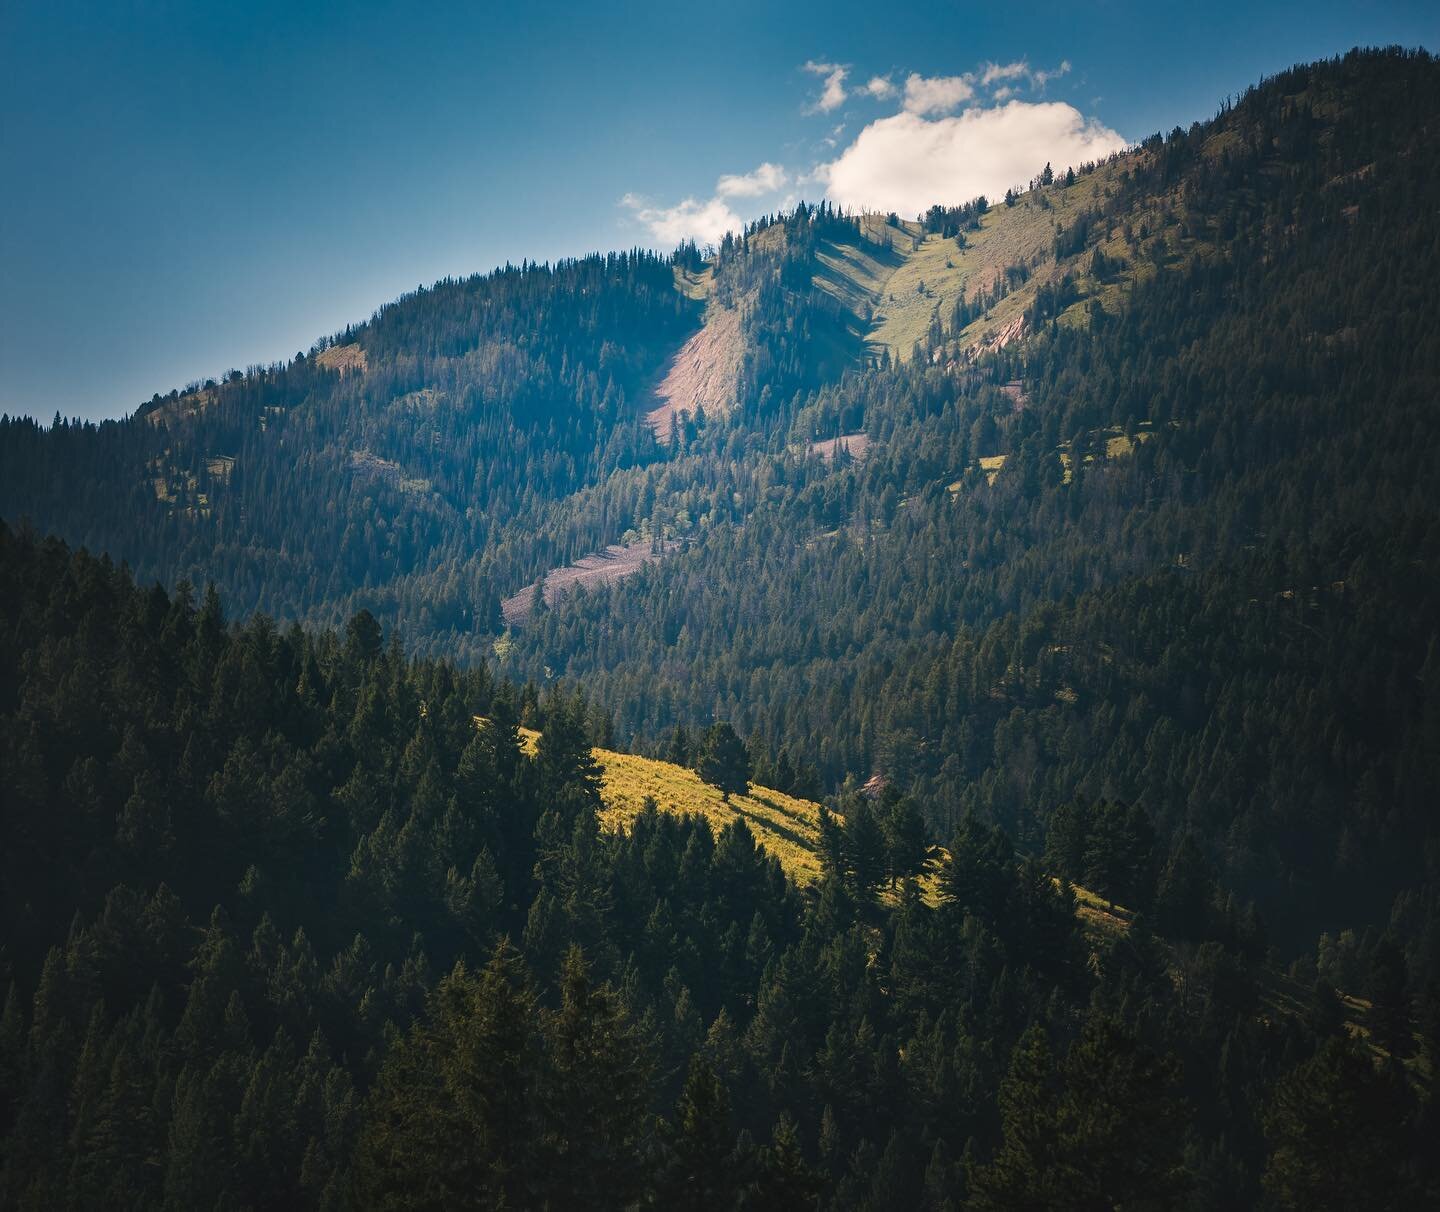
[1262,1038,1415,1210]
[843,801,887,904]
[1042,799,1088,883]
[696,722,750,802]
[817,806,846,882]
[449,940,544,1205]
[921,1136,958,1211]
[940,814,1011,927]
[1053,1014,1189,1207]
[1154,832,1215,941]
[1366,935,1413,1057]
[1307,978,1346,1040]
[968,1024,1062,1209]
[535,695,602,823]
[352,942,545,1209]
[665,723,692,767]
[750,1113,821,1210]
[345,609,384,664]
[882,795,932,888]
[971,1015,1189,1209]
[655,1055,738,1210]
[0,983,26,1140]
[537,946,653,1210]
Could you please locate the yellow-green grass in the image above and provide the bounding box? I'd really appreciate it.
[954,424,1154,490]
[501,723,1131,929]
[1257,970,1430,1075]
[813,236,903,326]
[865,168,1115,360]
[1058,427,1153,481]
[512,726,824,883]
[1105,429,1153,458]
[595,747,825,884]
[673,264,713,301]
[144,386,217,427]
[1064,880,1134,936]
[1335,994,1430,1074]
[863,233,958,357]
[979,453,1007,486]
[666,154,1210,375]
[855,150,1223,363]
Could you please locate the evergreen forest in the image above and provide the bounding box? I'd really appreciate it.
[3,46,1440,1209]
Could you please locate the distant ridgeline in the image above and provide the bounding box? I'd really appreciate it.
[3,45,1440,1186]
[3,522,1437,1208]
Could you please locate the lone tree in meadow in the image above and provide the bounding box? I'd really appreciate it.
[697,722,751,802]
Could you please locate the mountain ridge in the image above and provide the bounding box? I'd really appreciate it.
[2,48,1438,949]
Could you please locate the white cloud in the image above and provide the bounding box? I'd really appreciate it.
[1033,59,1072,87]
[803,59,849,112]
[623,161,790,246]
[902,72,976,115]
[821,101,1127,215]
[979,60,1029,87]
[716,162,788,198]
[625,57,1119,244]
[621,194,743,247]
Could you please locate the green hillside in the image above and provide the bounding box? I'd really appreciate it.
[4,50,1439,952]
[4,46,1440,1209]
[499,50,1440,950]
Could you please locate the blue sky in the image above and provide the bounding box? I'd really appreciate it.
[2,1,1436,422]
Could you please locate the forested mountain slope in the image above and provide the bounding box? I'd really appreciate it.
[0,250,699,636]
[3,524,1435,1208]
[511,48,1440,947]
[3,52,1439,955]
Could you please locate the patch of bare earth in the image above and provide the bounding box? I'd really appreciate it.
[807,433,871,463]
[144,387,215,427]
[964,313,1027,361]
[644,303,748,442]
[998,380,1029,411]
[500,540,679,626]
[348,450,430,494]
[316,343,367,375]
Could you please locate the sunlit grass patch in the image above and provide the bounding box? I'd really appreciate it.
[595,747,824,885]
[979,453,1007,485]
[508,722,1135,927]
[506,723,823,883]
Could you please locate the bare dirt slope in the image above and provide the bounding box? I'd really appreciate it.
[644,301,748,442]
[807,432,871,463]
[315,342,367,375]
[143,387,216,427]
[500,540,678,625]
